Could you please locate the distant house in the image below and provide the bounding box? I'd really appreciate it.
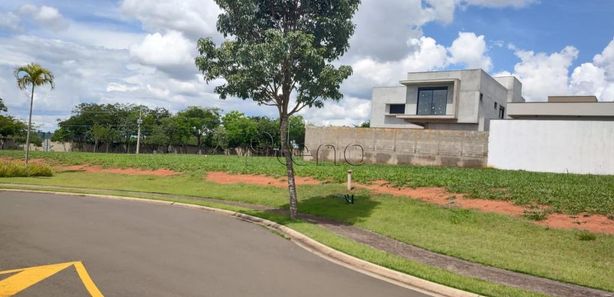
[507,96,614,120]
[370,69,526,131]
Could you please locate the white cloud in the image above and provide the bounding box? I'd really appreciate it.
[106,82,140,93]
[299,96,372,127]
[448,32,492,71]
[120,0,221,39]
[459,0,538,8]
[349,0,455,61]
[343,32,492,99]
[509,46,578,101]
[569,39,614,101]
[0,12,20,31]
[59,23,144,50]
[594,39,614,80]
[19,4,69,31]
[508,39,614,102]
[130,30,195,78]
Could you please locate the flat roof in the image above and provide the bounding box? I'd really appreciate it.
[548,96,598,103]
[507,102,614,118]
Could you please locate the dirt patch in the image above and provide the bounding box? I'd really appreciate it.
[0,157,49,165]
[540,214,614,235]
[358,180,614,235]
[59,165,178,176]
[205,171,320,188]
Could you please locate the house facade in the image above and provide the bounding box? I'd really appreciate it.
[507,96,614,120]
[370,69,524,131]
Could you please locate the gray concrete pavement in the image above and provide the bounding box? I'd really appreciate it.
[0,191,429,297]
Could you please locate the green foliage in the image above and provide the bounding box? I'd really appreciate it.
[523,205,550,221]
[358,121,370,128]
[195,0,359,111]
[14,63,55,91]
[0,115,27,139]
[222,111,257,149]
[0,162,53,177]
[53,103,305,153]
[0,97,6,112]
[577,231,597,241]
[289,115,306,149]
[177,106,221,150]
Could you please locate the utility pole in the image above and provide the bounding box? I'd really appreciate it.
[136,108,142,155]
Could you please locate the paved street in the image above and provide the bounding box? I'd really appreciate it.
[0,191,429,297]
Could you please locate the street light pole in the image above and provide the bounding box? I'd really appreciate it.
[136,109,142,155]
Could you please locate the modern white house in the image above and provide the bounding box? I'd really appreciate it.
[507,95,614,120]
[308,68,614,173]
[370,69,524,131]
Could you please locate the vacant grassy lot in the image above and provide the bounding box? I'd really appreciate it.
[2,150,613,215]
[2,170,613,292]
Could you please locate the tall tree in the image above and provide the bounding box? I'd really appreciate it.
[222,111,257,154]
[0,97,7,112]
[177,106,221,154]
[14,63,54,165]
[196,0,359,219]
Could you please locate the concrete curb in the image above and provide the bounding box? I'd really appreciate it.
[0,188,480,297]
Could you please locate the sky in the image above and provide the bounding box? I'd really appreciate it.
[0,0,613,131]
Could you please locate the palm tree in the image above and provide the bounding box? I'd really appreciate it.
[14,63,54,165]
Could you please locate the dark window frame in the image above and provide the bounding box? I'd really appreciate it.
[416,87,448,115]
[388,104,405,114]
[499,106,505,119]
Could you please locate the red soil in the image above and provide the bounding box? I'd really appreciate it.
[539,213,614,235]
[205,171,320,188]
[60,165,177,176]
[359,180,614,235]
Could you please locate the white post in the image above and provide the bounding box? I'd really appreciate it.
[347,169,353,191]
[136,109,142,155]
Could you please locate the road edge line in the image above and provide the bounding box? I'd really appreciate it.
[0,188,480,297]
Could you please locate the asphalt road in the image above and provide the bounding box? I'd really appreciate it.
[0,191,430,297]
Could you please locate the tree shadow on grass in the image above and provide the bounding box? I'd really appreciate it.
[288,193,380,226]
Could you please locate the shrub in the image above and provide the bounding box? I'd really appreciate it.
[523,205,549,221]
[0,162,53,177]
[577,231,597,241]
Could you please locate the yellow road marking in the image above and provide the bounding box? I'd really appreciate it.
[0,261,104,297]
[74,262,104,297]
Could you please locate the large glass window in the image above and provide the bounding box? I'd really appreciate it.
[417,87,448,115]
[389,104,405,114]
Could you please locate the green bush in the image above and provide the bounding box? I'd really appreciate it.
[577,231,597,241]
[523,205,550,221]
[0,162,53,177]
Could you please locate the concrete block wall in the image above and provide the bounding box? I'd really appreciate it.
[304,127,488,167]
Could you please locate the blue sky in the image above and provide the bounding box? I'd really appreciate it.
[0,0,613,131]
[424,0,614,73]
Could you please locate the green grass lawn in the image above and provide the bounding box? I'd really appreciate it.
[2,150,613,215]
[2,171,612,292]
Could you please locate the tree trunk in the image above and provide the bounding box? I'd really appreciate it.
[24,84,35,166]
[197,135,202,155]
[94,139,98,153]
[280,115,298,219]
[106,142,110,153]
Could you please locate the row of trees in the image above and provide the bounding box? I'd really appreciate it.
[52,103,305,154]
[0,97,42,149]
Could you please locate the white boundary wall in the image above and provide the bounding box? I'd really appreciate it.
[488,120,614,175]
